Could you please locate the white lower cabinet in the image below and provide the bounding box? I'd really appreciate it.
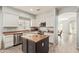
[0,37,2,49]
[44,32,54,43]
[4,41,13,48]
[3,35,14,48]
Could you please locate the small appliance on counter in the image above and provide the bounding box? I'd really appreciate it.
[38,30,44,35]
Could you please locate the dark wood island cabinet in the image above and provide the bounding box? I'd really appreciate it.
[21,34,49,53]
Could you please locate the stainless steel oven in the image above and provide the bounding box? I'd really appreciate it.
[14,33,23,46]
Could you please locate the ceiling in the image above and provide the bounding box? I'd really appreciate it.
[12,6,62,15]
[58,12,76,21]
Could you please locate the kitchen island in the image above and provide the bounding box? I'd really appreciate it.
[21,34,49,53]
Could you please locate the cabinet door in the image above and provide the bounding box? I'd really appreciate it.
[44,32,54,43]
[0,37,2,49]
[36,37,49,53]
[3,35,14,48]
[3,35,13,43]
[3,13,18,27]
[4,41,13,48]
[49,34,54,43]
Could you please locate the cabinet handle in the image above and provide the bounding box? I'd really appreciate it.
[42,42,44,47]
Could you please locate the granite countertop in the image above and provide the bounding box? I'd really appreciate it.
[22,34,48,42]
[2,29,54,35]
[2,30,31,35]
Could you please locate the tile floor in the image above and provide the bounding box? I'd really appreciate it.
[0,34,79,53]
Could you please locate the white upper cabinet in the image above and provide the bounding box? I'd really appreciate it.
[2,7,18,15]
[2,7,19,27]
[3,13,18,27]
[36,9,56,27]
[1,7,34,28]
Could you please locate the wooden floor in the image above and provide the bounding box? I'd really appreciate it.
[49,34,79,53]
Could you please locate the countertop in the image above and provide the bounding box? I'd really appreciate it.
[3,30,31,35]
[3,30,54,35]
[22,34,49,42]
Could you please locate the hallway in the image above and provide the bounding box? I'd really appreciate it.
[51,33,79,53]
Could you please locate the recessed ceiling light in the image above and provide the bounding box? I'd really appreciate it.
[30,8,40,12]
[30,9,33,11]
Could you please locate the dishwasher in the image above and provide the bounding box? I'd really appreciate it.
[14,33,23,46]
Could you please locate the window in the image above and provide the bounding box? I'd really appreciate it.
[18,16,31,30]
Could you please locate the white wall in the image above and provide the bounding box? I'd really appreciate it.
[62,21,70,41]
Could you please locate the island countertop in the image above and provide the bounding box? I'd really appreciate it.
[21,34,49,43]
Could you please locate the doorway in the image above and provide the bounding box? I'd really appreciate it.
[56,12,77,52]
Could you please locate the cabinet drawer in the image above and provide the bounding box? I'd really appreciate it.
[3,35,13,38]
[4,41,13,48]
[3,37,13,43]
[3,35,13,43]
